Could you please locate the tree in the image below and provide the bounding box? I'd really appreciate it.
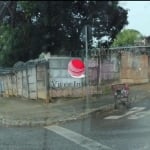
[0,1,128,67]
[111,29,143,47]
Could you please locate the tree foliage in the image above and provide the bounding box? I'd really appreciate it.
[0,1,128,67]
[111,29,143,47]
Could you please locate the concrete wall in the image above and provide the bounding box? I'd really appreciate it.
[0,79,4,95]
[120,52,149,84]
[27,66,37,99]
[36,62,47,100]
[49,57,85,97]
[16,71,23,96]
[0,55,119,101]
[88,54,119,85]
[0,62,48,101]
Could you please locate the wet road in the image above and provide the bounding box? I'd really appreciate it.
[1,99,150,150]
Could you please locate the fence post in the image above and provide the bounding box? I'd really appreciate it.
[97,49,100,92]
[21,70,23,98]
[35,64,38,100]
[45,61,50,103]
[26,66,30,99]
[11,74,13,96]
[7,75,9,97]
[15,71,18,96]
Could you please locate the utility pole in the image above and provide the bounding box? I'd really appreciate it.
[85,25,89,110]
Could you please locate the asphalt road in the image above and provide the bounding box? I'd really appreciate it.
[1,99,150,150]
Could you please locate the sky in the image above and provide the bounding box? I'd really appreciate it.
[119,1,150,36]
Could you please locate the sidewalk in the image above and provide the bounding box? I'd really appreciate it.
[0,83,150,127]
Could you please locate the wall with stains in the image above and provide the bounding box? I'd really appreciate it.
[0,55,119,101]
[120,52,149,84]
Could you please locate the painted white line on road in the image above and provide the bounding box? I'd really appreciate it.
[128,109,150,119]
[45,125,112,150]
[104,107,146,120]
[128,112,145,119]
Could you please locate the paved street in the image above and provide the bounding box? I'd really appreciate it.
[1,98,150,150]
[53,98,150,150]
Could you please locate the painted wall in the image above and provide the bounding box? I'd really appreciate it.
[0,56,119,100]
[120,52,149,84]
[48,57,85,98]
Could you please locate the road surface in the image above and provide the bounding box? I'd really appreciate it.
[1,99,150,150]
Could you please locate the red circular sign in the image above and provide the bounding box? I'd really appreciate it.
[68,59,85,78]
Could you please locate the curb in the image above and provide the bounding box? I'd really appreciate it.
[0,93,148,127]
[0,104,115,127]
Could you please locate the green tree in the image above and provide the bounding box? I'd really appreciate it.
[0,1,128,67]
[111,29,142,47]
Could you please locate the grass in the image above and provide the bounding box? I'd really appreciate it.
[102,85,112,95]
